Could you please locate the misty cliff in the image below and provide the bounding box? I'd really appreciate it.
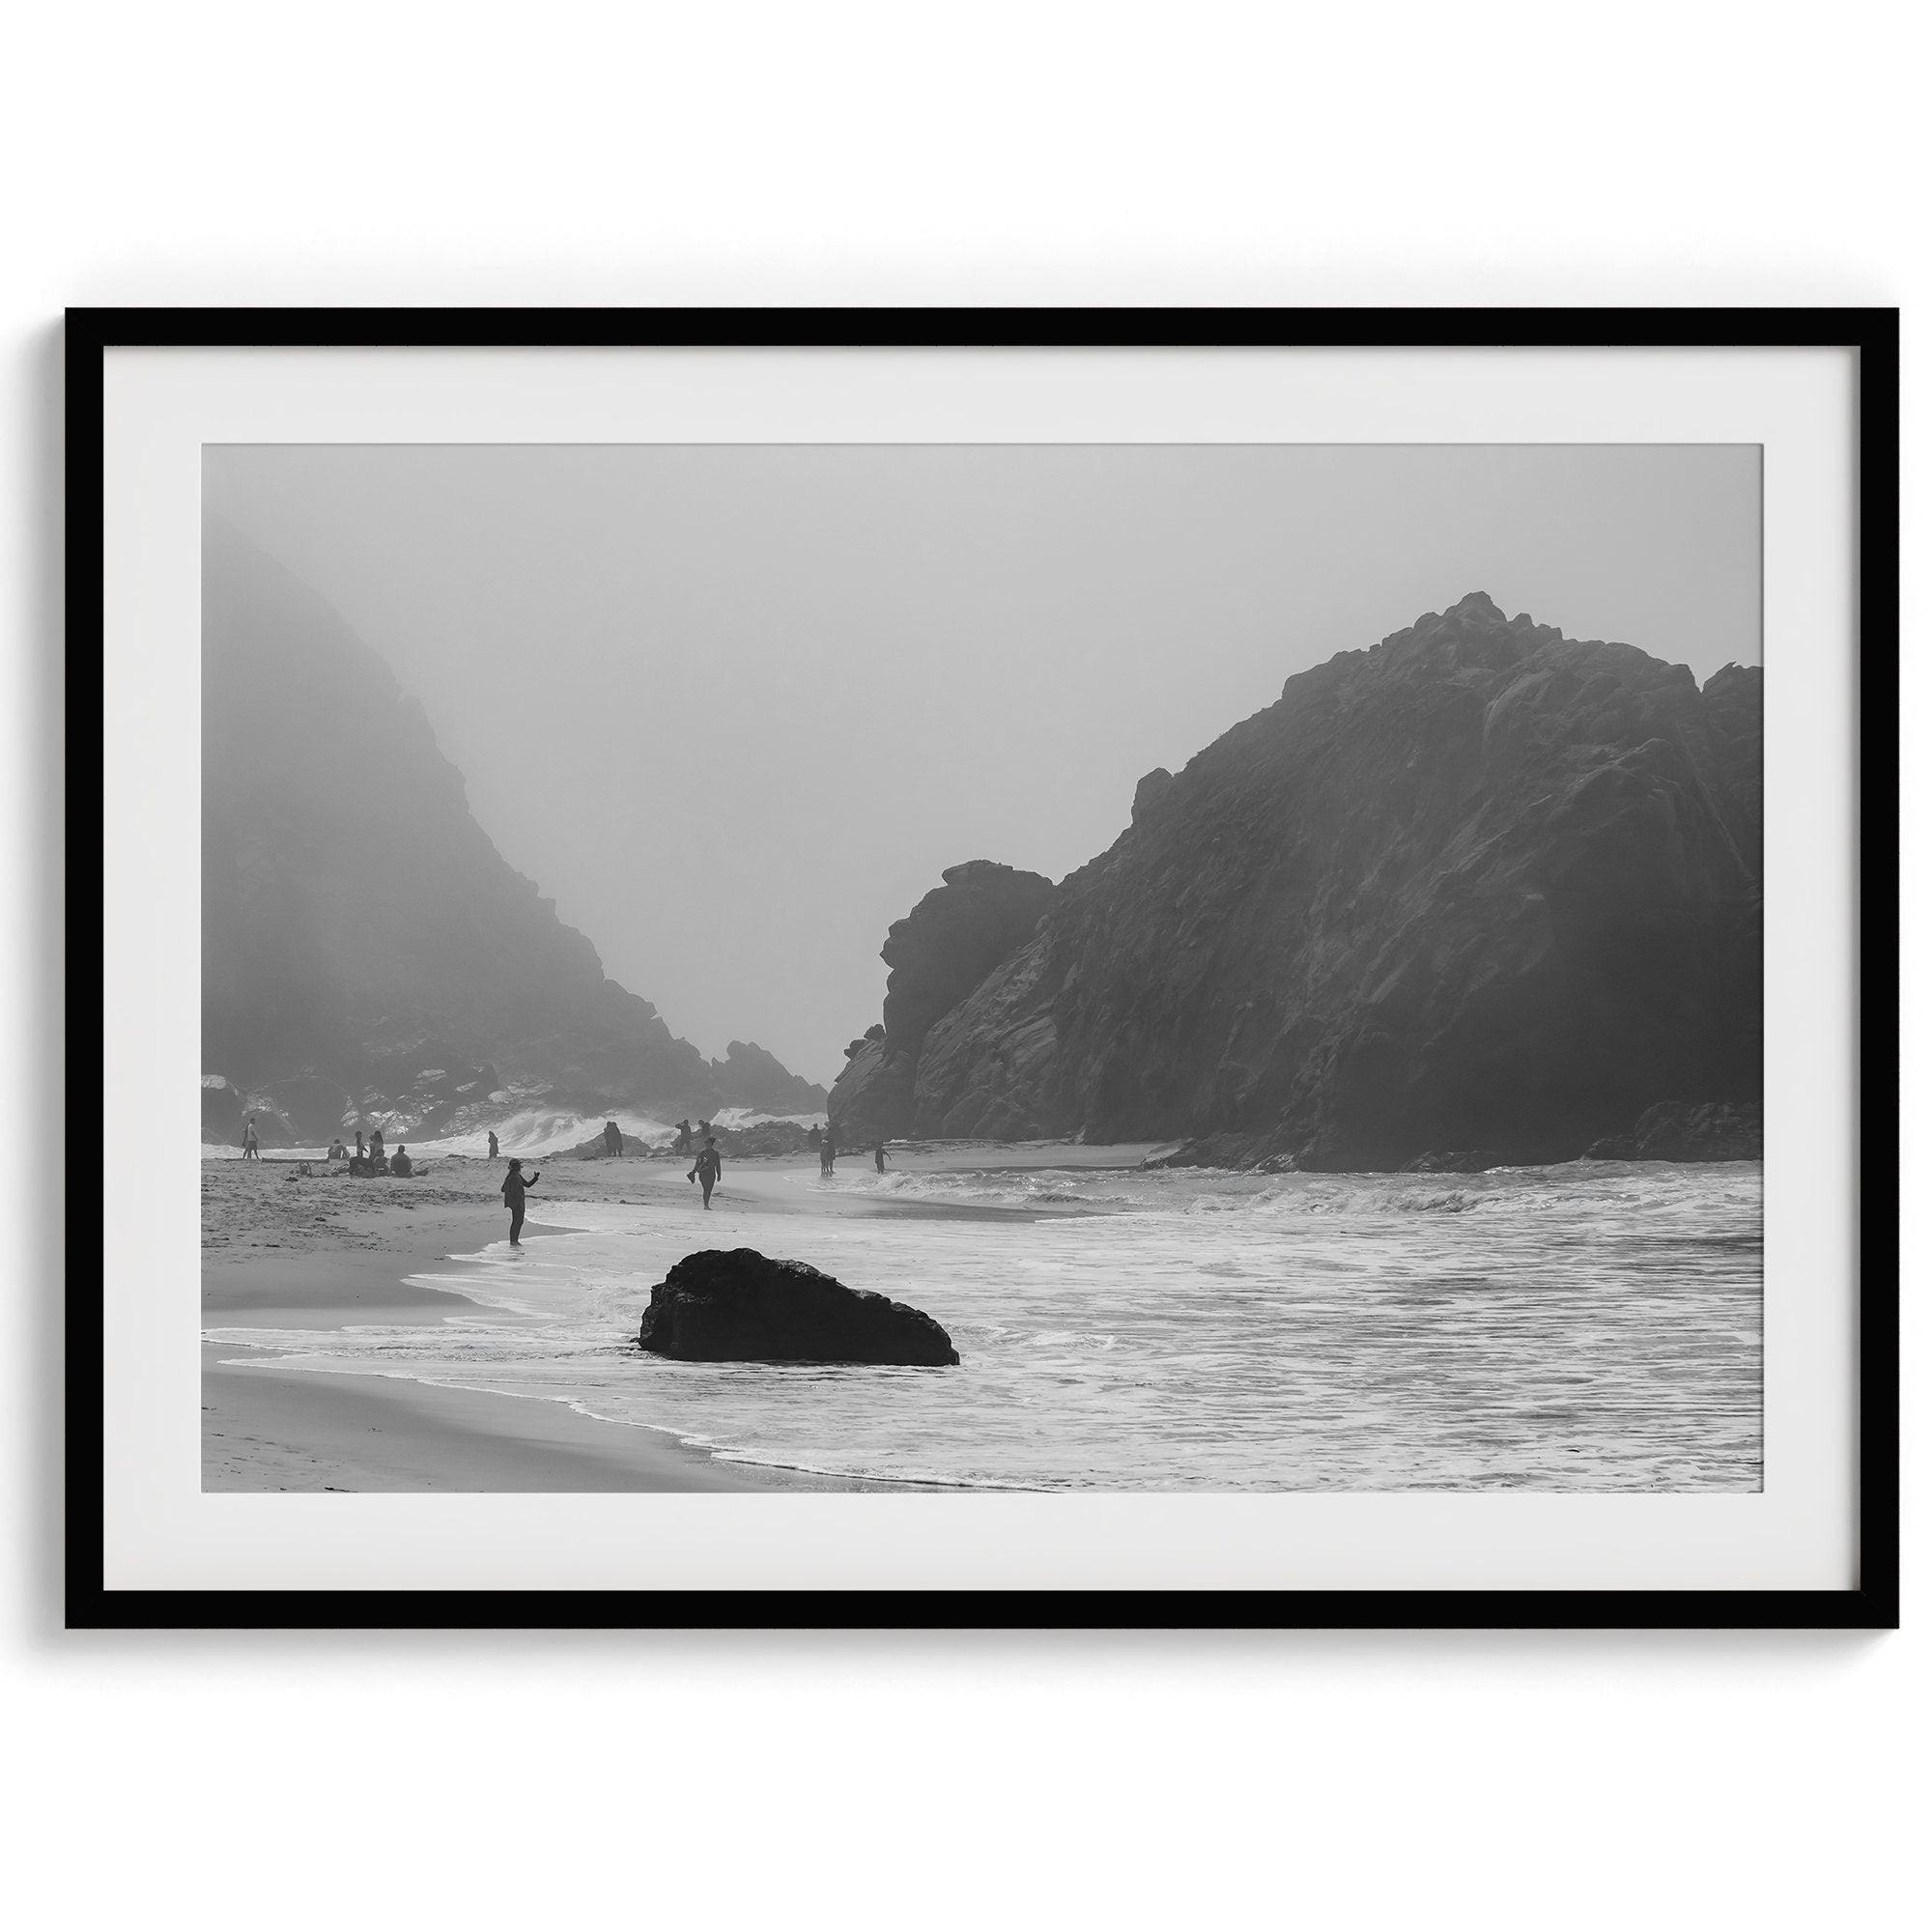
[202,515,825,1144]
[829,592,1761,1170]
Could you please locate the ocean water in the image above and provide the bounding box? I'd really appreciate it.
[207,1154,1762,1491]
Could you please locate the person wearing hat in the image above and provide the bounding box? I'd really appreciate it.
[500,1156,541,1246]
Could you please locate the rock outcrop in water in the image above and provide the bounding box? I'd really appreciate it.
[637,1248,960,1365]
[832,593,1762,1171]
[202,514,826,1147]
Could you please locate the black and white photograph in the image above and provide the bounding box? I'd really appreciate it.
[198,440,1767,1498]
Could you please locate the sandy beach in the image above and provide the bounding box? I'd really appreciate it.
[202,1152,924,1492]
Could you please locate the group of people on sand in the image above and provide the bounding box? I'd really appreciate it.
[327,1126,417,1178]
[805,1122,892,1177]
[671,1118,716,1156]
[237,1115,412,1179]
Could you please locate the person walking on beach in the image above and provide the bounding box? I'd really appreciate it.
[242,1116,260,1160]
[487,1128,499,1160]
[674,1119,693,1155]
[874,1141,890,1175]
[820,1128,837,1178]
[689,1134,723,1208]
[501,1157,541,1246]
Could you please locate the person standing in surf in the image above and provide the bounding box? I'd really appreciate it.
[874,1141,890,1175]
[820,1127,837,1178]
[689,1134,723,1208]
[501,1157,541,1246]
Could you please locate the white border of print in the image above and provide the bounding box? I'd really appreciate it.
[101,345,1851,1593]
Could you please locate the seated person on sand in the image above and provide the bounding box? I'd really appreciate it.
[327,1137,347,1161]
[389,1145,413,1177]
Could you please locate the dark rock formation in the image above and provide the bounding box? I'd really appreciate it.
[1131,767,1174,825]
[637,1249,959,1365]
[708,1039,828,1116]
[202,513,824,1147]
[1585,1100,1763,1163]
[828,860,1054,1143]
[837,592,1763,1171]
[558,1119,817,1160]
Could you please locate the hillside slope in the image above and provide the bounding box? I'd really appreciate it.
[202,514,824,1145]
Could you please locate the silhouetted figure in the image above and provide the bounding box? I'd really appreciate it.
[390,1146,413,1177]
[327,1137,347,1161]
[501,1158,541,1246]
[807,1122,822,1150]
[874,1142,890,1175]
[370,1127,385,1164]
[820,1129,837,1177]
[604,1119,623,1158]
[674,1119,694,1155]
[242,1116,260,1161]
[689,1135,723,1208]
[488,1129,499,1160]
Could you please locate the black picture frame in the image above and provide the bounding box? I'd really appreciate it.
[68,306,1899,1632]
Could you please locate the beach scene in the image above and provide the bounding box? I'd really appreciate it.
[202,444,1764,1493]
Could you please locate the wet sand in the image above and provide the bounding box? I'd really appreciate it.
[202,1156,882,1492]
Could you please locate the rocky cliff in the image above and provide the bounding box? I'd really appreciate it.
[827,861,1055,1143]
[202,514,826,1146]
[831,592,1762,1170]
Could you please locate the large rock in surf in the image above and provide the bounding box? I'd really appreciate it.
[834,593,1764,1171]
[638,1249,960,1366]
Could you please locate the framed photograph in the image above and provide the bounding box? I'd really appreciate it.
[71,308,1896,1629]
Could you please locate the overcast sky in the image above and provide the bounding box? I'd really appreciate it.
[205,443,1760,1085]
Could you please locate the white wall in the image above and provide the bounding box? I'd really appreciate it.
[4,4,1918,1927]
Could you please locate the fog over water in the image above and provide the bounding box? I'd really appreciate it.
[206,444,1760,1084]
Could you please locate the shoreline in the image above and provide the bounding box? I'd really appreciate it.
[201,1158,996,1492]
[201,1174,865,1491]
[202,1340,884,1492]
